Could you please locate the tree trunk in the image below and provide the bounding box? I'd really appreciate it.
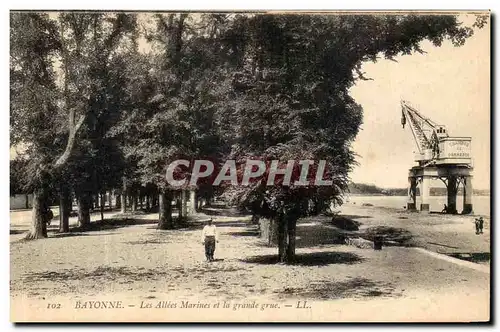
[259,218,277,246]
[77,194,91,229]
[158,190,174,230]
[277,214,288,263]
[59,187,70,233]
[120,194,126,214]
[121,177,127,213]
[189,189,196,214]
[100,192,104,223]
[181,190,187,217]
[131,194,137,212]
[145,195,150,211]
[286,214,297,263]
[268,218,275,246]
[176,194,183,221]
[25,194,29,209]
[205,195,212,207]
[264,217,279,246]
[101,192,106,209]
[139,195,144,210]
[116,194,121,210]
[25,189,47,240]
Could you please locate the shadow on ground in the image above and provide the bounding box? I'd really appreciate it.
[241,251,364,266]
[226,229,260,237]
[427,242,461,249]
[337,214,373,220]
[24,266,172,283]
[10,229,27,235]
[71,218,158,233]
[49,232,118,238]
[274,277,398,300]
[328,216,363,231]
[215,222,253,228]
[199,207,248,217]
[448,252,491,263]
[126,238,175,245]
[361,226,413,244]
[144,219,251,231]
[295,223,346,247]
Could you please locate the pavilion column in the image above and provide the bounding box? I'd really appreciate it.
[420,176,431,213]
[463,176,473,214]
[446,176,458,214]
[407,176,417,211]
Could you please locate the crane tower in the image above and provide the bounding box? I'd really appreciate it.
[401,100,473,214]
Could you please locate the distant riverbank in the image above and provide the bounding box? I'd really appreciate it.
[347,193,491,197]
[348,182,490,197]
[344,195,490,217]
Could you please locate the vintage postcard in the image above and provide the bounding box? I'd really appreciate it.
[9,10,490,322]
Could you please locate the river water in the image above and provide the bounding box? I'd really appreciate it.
[345,195,491,216]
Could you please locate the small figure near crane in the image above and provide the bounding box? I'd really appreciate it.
[401,100,473,214]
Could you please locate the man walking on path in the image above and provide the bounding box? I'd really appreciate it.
[201,219,218,262]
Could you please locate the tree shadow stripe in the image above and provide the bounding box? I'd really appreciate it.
[240,251,364,266]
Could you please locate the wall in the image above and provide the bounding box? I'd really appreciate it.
[10,194,32,210]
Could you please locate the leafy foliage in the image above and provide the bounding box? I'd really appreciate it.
[10,12,484,242]
[215,14,475,220]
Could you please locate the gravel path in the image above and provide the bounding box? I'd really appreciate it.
[10,206,490,322]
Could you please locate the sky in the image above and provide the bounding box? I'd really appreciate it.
[348,14,490,190]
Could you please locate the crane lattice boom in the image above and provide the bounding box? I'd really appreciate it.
[400,100,472,167]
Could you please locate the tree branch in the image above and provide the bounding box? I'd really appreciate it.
[53,108,86,169]
[354,67,373,81]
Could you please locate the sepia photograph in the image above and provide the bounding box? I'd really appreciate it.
[9,9,491,322]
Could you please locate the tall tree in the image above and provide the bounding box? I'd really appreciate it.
[11,13,63,239]
[10,12,137,239]
[216,14,478,263]
[117,14,229,229]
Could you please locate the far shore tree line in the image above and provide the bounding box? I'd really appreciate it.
[346,182,490,197]
[10,12,485,262]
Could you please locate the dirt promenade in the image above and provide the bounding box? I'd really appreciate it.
[10,204,490,322]
[337,201,491,259]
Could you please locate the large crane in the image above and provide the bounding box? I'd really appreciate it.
[400,100,474,214]
[400,100,471,167]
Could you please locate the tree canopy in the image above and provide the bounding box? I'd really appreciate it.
[10,11,484,257]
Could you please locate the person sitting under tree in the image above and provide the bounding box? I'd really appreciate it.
[43,203,53,226]
[201,219,218,262]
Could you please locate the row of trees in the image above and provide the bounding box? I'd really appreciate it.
[10,12,482,262]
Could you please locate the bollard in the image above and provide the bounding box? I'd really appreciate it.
[373,236,383,250]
